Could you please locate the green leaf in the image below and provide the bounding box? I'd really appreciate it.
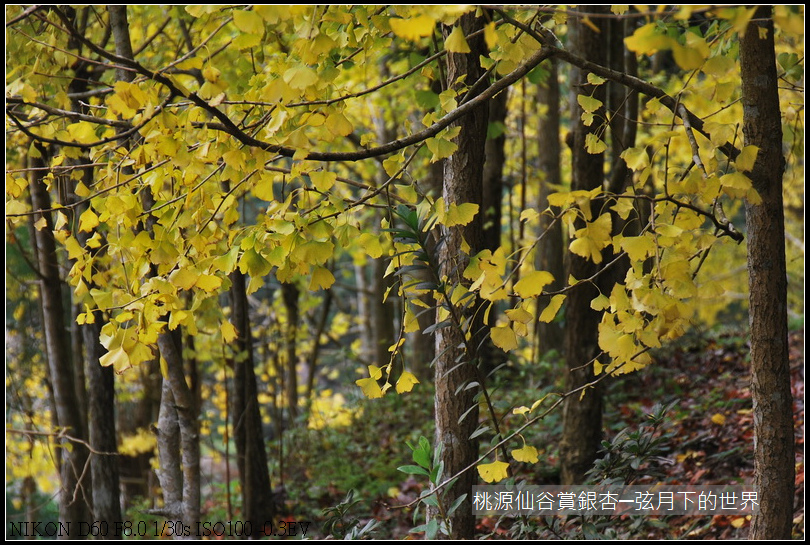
[233,10,264,35]
[587,73,606,85]
[397,465,430,476]
[426,136,458,162]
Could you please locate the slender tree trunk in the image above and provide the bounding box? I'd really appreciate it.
[560,6,608,485]
[156,380,183,514]
[433,13,489,539]
[229,270,275,536]
[28,148,92,535]
[409,158,442,377]
[281,281,300,422]
[482,88,508,254]
[61,10,123,521]
[535,59,565,355]
[479,87,509,376]
[740,7,794,539]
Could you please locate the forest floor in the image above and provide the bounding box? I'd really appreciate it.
[272,327,804,539]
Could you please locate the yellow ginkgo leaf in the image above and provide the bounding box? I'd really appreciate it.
[621,235,656,262]
[221,321,238,343]
[491,326,518,351]
[395,371,420,393]
[195,274,222,292]
[514,271,555,298]
[539,294,566,323]
[325,112,353,137]
[356,377,384,399]
[169,267,199,291]
[310,170,336,192]
[445,25,470,53]
[505,307,533,324]
[511,445,539,464]
[309,266,335,291]
[78,208,100,233]
[390,15,435,41]
[477,460,510,483]
[99,346,131,373]
[710,413,726,425]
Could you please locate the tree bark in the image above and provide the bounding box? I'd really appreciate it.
[482,88,508,254]
[28,148,92,535]
[108,5,201,531]
[281,281,300,422]
[62,9,122,521]
[560,6,608,485]
[535,59,565,355]
[433,13,489,539]
[740,7,794,539]
[229,270,275,536]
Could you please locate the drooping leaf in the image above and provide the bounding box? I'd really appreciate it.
[491,326,518,351]
[477,460,509,483]
[356,377,384,399]
[539,294,566,323]
[511,445,539,464]
[396,371,420,393]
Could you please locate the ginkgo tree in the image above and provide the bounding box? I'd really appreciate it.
[5,4,802,539]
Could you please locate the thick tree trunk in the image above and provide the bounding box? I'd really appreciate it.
[535,59,565,355]
[62,11,123,521]
[433,13,489,539]
[229,270,275,536]
[28,149,92,535]
[84,319,122,525]
[156,329,201,529]
[109,5,201,531]
[740,7,794,539]
[560,6,608,485]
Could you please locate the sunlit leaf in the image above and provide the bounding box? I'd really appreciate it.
[539,294,566,323]
[390,15,435,41]
[477,460,509,483]
[491,325,519,351]
[514,271,555,298]
[396,371,420,393]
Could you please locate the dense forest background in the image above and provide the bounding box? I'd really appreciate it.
[5,5,804,539]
